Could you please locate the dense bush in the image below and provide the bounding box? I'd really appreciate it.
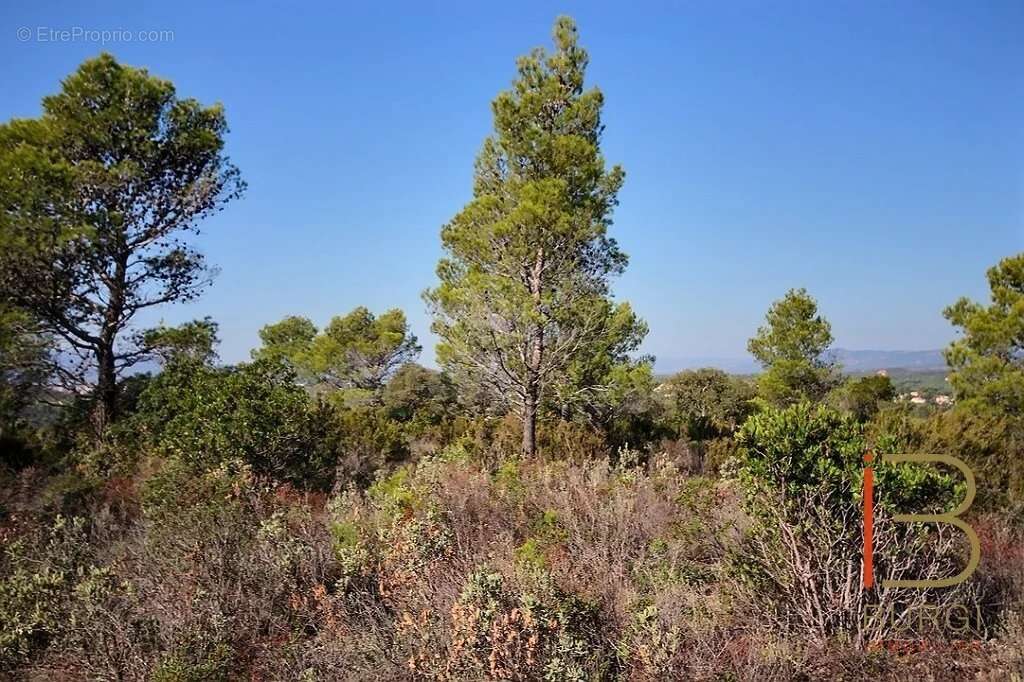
[658,368,756,440]
[327,406,409,488]
[733,403,996,645]
[0,515,101,670]
[127,358,338,486]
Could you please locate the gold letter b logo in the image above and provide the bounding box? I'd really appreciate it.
[881,454,980,589]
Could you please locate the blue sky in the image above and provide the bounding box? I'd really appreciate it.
[2,1,1021,369]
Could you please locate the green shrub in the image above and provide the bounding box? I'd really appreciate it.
[141,456,249,523]
[381,362,459,431]
[921,408,1024,510]
[131,358,336,487]
[327,514,373,590]
[327,405,408,487]
[616,603,683,678]
[367,466,418,518]
[659,368,756,440]
[493,457,525,499]
[515,509,567,570]
[0,564,66,667]
[734,402,984,643]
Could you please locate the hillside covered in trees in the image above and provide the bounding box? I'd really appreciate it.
[1,17,1022,682]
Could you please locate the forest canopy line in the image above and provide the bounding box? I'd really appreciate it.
[0,15,1022,681]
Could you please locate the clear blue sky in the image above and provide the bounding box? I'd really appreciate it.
[2,1,1021,369]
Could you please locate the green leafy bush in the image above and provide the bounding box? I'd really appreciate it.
[734,402,984,643]
[659,368,756,440]
[0,563,66,667]
[327,406,409,487]
[131,358,336,486]
[150,644,232,682]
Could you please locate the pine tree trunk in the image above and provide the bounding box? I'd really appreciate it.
[92,342,117,437]
[522,390,537,458]
[521,246,545,458]
[91,253,127,439]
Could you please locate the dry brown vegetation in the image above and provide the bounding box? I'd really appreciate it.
[2,431,1022,681]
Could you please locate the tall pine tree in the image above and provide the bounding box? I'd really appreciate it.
[0,55,243,435]
[426,17,645,456]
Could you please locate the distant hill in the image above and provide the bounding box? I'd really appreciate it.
[827,349,946,373]
[654,356,761,375]
[655,348,947,376]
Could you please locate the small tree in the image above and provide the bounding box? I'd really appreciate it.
[748,288,837,405]
[425,17,646,456]
[660,368,755,440]
[944,252,1024,416]
[381,363,457,425]
[0,54,244,435]
[254,307,420,403]
[833,373,895,422]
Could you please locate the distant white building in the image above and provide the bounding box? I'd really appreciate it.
[934,395,953,406]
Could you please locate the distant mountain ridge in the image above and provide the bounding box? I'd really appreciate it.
[655,348,947,375]
[827,348,946,373]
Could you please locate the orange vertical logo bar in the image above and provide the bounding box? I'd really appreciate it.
[863,452,874,589]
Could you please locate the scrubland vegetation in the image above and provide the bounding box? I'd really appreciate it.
[1,16,1022,682]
